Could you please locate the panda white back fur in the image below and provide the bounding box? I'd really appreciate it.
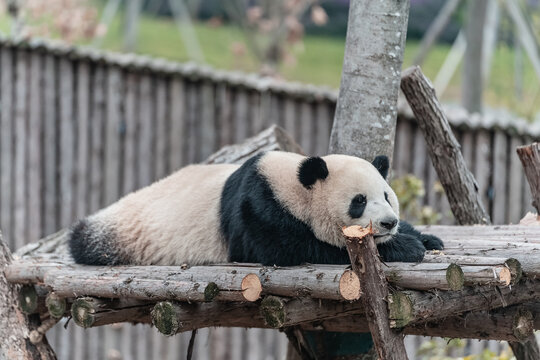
[69,151,443,266]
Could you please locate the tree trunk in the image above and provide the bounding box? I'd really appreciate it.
[0,233,57,359]
[329,0,410,163]
[400,66,491,224]
[462,0,488,113]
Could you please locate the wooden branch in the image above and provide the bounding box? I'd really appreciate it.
[329,0,410,162]
[343,226,408,359]
[0,234,56,359]
[388,280,540,328]
[400,66,490,224]
[71,297,151,328]
[204,125,304,164]
[516,143,540,214]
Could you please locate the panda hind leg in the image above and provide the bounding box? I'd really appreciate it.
[398,220,444,251]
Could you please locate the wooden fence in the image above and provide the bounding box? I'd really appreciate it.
[1,37,539,359]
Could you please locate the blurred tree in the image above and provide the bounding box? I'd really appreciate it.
[223,0,327,75]
[9,0,100,42]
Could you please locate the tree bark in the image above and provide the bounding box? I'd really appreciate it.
[516,143,540,214]
[329,0,410,163]
[343,226,408,360]
[462,0,488,113]
[400,66,491,224]
[0,233,57,359]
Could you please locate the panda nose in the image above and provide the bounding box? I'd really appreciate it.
[380,218,398,230]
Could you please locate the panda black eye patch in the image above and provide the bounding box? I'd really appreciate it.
[384,192,390,204]
[348,194,367,219]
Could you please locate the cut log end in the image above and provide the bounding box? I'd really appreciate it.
[71,297,97,328]
[18,285,41,314]
[260,296,285,328]
[505,258,523,284]
[241,273,262,302]
[339,270,361,301]
[151,301,179,336]
[388,292,414,328]
[342,225,373,239]
[446,263,465,291]
[499,267,512,287]
[46,293,67,318]
[513,309,534,341]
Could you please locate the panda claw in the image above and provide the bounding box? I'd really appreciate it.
[421,234,444,250]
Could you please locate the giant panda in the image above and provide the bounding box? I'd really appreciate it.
[69,151,443,266]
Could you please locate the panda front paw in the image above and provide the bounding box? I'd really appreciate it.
[420,234,444,250]
[377,234,425,263]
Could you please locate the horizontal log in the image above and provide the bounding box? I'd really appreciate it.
[6,259,520,301]
[306,304,539,342]
[46,273,253,303]
[149,298,540,343]
[388,280,540,328]
[418,225,540,243]
[71,297,152,328]
[423,254,522,284]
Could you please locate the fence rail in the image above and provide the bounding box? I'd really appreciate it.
[0,37,538,359]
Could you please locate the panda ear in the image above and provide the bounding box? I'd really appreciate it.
[298,157,329,189]
[372,155,389,179]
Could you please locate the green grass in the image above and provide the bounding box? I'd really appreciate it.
[1,7,539,118]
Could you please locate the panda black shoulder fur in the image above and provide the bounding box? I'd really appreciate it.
[69,151,443,266]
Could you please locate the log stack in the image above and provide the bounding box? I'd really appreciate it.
[4,224,540,343]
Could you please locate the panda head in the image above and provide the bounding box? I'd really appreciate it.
[258,152,400,247]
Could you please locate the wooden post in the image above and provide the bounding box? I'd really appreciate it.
[462,0,488,113]
[329,0,410,163]
[516,143,540,214]
[343,226,408,360]
[413,0,462,66]
[400,66,491,225]
[0,233,56,359]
